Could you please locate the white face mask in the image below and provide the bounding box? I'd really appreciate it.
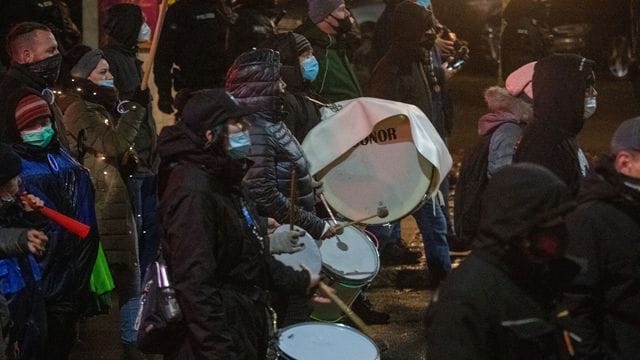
[583,96,597,119]
[138,22,152,43]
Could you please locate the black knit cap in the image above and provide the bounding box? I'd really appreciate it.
[0,143,22,185]
[181,89,251,135]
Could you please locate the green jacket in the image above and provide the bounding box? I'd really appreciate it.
[60,96,144,282]
[296,19,362,103]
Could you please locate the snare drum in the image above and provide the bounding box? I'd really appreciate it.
[312,226,380,322]
[276,322,380,360]
[272,225,322,276]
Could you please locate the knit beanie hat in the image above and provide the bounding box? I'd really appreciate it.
[0,143,22,185]
[308,0,344,24]
[611,116,640,153]
[292,33,312,55]
[15,95,52,131]
[70,49,104,79]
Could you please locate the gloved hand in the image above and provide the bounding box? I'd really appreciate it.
[158,96,175,114]
[269,230,306,254]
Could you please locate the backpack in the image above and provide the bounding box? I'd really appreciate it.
[453,135,492,248]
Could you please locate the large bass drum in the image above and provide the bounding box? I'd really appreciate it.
[302,97,452,225]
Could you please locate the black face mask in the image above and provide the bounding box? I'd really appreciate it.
[528,222,568,260]
[24,53,62,87]
[330,14,352,34]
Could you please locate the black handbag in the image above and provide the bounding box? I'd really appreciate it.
[135,255,184,354]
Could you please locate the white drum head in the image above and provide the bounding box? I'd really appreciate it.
[317,115,434,224]
[319,226,379,283]
[272,225,322,276]
[278,323,379,360]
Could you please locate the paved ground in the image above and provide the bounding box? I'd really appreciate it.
[69,71,640,359]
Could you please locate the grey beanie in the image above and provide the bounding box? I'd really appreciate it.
[308,0,344,24]
[611,116,640,153]
[70,49,104,79]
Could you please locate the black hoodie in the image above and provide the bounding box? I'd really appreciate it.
[565,156,640,359]
[156,122,309,359]
[514,54,595,194]
[426,163,578,360]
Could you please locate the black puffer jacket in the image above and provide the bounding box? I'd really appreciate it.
[157,122,309,359]
[226,49,325,239]
[426,164,578,360]
[565,157,640,359]
[514,54,594,194]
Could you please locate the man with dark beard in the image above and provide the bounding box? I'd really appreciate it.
[564,117,640,358]
[425,163,578,359]
[157,89,318,359]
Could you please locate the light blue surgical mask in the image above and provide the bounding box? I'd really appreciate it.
[227,130,251,159]
[98,79,114,88]
[21,123,55,148]
[301,56,319,82]
[416,0,431,8]
[583,96,596,119]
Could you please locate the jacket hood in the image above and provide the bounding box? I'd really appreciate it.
[478,86,532,135]
[104,3,144,50]
[390,1,433,52]
[478,163,574,248]
[577,156,640,222]
[225,48,283,113]
[532,53,594,136]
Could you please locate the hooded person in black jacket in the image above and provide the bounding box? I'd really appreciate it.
[514,53,596,195]
[367,1,437,132]
[157,88,317,359]
[564,117,640,359]
[426,163,579,360]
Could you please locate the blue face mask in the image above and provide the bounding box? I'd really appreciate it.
[227,130,251,159]
[416,0,431,8]
[21,123,55,148]
[301,56,319,82]
[98,79,114,88]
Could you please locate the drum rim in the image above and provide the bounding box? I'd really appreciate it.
[276,322,380,357]
[319,226,380,285]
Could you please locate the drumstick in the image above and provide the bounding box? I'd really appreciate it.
[332,206,389,232]
[299,264,373,337]
[319,193,338,225]
[289,169,297,231]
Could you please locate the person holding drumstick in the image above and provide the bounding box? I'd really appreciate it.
[156,88,319,359]
[226,48,343,326]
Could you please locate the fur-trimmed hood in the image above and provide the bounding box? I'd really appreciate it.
[478,86,532,136]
